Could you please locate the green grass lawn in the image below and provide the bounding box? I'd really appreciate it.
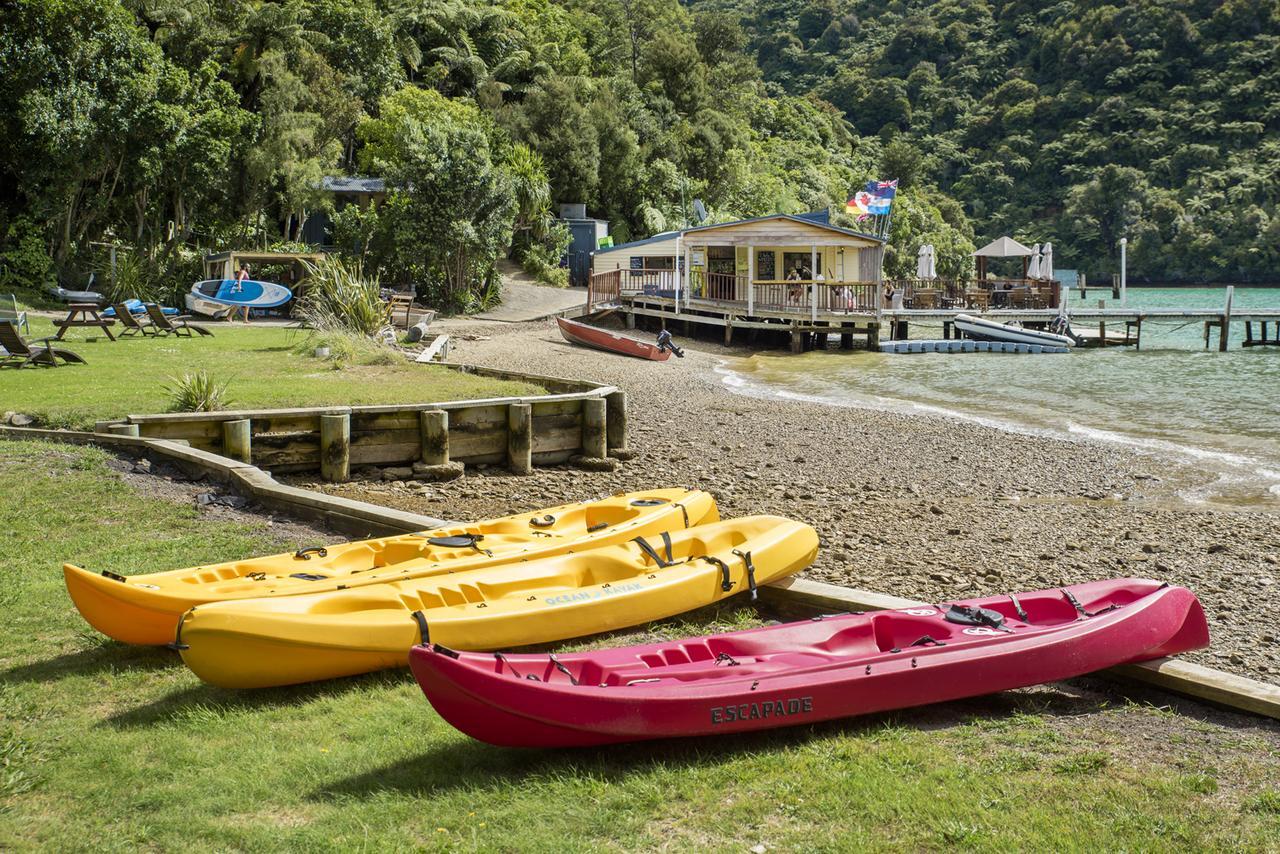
[0,319,540,429]
[2,438,1278,850]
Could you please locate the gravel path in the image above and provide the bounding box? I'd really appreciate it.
[296,317,1280,683]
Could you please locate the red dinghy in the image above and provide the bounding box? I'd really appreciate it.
[556,317,670,361]
[410,578,1208,747]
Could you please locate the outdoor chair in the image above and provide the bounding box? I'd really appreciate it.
[1009,289,1029,309]
[0,319,86,368]
[111,303,157,337]
[144,303,213,337]
[965,290,990,311]
[1,294,29,334]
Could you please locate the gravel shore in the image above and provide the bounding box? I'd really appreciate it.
[297,317,1280,682]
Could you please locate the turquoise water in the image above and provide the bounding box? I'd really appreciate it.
[719,288,1280,507]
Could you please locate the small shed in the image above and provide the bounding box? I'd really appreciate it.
[303,177,389,247]
[559,204,609,288]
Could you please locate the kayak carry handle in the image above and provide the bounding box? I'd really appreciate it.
[294,546,328,561]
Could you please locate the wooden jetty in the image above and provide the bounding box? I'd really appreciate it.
[596,278,1280,353]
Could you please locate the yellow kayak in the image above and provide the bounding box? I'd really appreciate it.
[64,489,717,646]
[176,515,818,688]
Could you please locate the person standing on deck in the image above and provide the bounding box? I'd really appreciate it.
[232,263,251,323]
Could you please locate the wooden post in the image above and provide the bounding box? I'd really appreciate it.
[1246,321,1254,345]
[810,282,818,323]
[606,390,628,456]
[419,410,449,465]
[507,403,531,475]
[319,413,350,483]
[747,245,755,315]
[1097,298,1106,348]
[582,398,607,459]
[724,317,733,345]
[1134,318,1142,351]
[790,327,804,353]
[106,423,140,437]
[625,311,636,330]
[222,418,251,463]
[1219,285,1233,352]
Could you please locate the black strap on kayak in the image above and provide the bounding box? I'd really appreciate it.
[548,654,579,685]
[289,573,327,581]
[294,546,328,560]
[427,534,492,556]
[633,536,674,568]
[1009,593,1029,622]
[495,652,540,681]
[715,652,741,666]
[1062,588,1089,619]
[246,571,267,581]
[167,611,192,651]
[673,502,691,528]
[432,643,460,659]
[1062,588,1123,619]
[587,521,609,533]
[660,531,674,563]
[101,569,127,583]
[909,634,946,648]
[530,515,556,528]
[700,556,733,591]
[410,610,430,644]
[731,549,758,602]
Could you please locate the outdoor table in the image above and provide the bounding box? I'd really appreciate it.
[53,303,116,341]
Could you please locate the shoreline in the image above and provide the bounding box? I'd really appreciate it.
[293,317,1280,683]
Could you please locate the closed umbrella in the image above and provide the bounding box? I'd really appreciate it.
[916,245,929,279]
[1041,242,1054,281]
[1026,243,1042,279]
[925,244,937,280]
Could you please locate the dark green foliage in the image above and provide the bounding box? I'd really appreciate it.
[714,0,1280,281]
[3,0,1273,295]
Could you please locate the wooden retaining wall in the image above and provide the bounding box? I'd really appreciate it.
[97,364,629,482]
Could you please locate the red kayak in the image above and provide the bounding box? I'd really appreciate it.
[410,578,1208,747]
[556,317,670,361]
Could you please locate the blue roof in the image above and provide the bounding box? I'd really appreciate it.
[594,213,882,255]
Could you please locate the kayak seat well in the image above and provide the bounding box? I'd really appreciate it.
[871,615,959,652]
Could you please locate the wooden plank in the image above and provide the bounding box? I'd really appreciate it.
[353,412,419,432]
[252,415,321,435]
[1110,659,1279,720]
[349,441,422,466]
[532,423,584,455]
[349,428,420,447]
[136,421,222,441]
[763,577,1279,721]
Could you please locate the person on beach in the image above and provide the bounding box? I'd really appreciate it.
[232,263,251,323]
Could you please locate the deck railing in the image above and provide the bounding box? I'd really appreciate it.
[892,278,1061,309]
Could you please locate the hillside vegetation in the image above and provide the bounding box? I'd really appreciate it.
[2,0,1276,302]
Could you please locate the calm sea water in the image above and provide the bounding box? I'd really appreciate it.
[717,288,1280,507]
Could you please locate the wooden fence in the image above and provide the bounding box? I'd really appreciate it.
[106,369,628,483]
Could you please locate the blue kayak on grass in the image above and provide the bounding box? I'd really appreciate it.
[191,278,292,308]
[102,300,178,317]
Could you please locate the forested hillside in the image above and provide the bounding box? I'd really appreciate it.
[2,0,1277,312]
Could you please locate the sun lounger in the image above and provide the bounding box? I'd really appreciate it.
[111,303,157,337]
[1,294,29,334]
[144,303,213,337]
[0,319,86,367]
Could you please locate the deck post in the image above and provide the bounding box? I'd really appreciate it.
[1135,318,1142,351]
[319,412,350,483]
[606,390,628,457]
[625,311,636,329]
[419,410,449,466]
[581,398,607,459]
[810,282,818,323]
[867,321,880,350]
[507,403,532,475]
[1219,285,1233,352]
[747,245,755,315]
[790,325,804,353]
[724,317,733,345]
[222,418,251,463]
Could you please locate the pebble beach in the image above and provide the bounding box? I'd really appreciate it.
[296,316,1280,683]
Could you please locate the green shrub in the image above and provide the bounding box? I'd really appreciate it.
[0,217,54,290]
[520,243,569,288]
[296,256,389,337]
[164,371,232,413]
[295,329,401,369]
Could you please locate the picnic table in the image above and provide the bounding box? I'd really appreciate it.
[53,303,116,341]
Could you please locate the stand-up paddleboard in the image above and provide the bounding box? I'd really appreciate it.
[954,313,1075,348]
[190,279,292,309]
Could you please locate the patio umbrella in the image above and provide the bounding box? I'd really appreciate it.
[1041,242,1054,281]
[916,245,929,279]
[925,244,937,280]
[1026,243,1042,279]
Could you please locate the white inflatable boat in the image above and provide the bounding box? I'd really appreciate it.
[954,313,1075,348]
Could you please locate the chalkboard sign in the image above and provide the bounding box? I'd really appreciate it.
[629,256,644,270]
[756,250,775,280]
